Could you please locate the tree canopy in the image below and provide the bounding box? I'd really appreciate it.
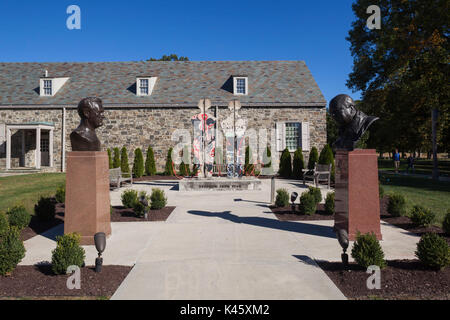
[147,54,189,61]
[347,0,449,154]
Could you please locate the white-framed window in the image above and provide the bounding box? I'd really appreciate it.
[43,80,52,96]
[233,77,248,95]
[139,78,149,95]
[276,121,310,152]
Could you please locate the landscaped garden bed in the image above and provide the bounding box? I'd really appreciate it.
[271,203,333,221]
[110,206,175,222]
[317,259,450,300]
[20,202,65,241]
[0,264,132,299]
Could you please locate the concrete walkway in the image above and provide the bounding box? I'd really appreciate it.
[111,179,346,300]
[19,178,421,299]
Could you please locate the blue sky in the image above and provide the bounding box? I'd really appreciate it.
[0,0,361,103]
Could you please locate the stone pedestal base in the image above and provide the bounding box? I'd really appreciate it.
[334,149,382,240]
[64,151,111,245]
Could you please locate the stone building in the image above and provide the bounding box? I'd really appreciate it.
[0,61,326,173]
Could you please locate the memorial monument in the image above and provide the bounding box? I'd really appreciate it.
[64,97,112,245]
[330,94,382,240]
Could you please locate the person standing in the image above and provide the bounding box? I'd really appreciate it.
[393,149,400,173]
[407,154,415,174]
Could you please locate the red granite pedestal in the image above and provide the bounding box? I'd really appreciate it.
[334,149,382,240]
[64,151,111,245]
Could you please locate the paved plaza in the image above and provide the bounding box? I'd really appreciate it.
[20,178,421,300]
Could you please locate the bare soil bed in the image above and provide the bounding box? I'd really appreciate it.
[110,206,176,222]
[270,204,334,221]
[0,265,132,299]
[317,259,450,300]
[20,202,65,241]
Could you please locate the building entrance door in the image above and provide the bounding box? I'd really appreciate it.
[40,135,50,166]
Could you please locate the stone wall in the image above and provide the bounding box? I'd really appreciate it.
[0,106,326,173]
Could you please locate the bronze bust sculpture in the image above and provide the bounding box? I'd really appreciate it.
[329,94,378,151]
[70,97,105,151]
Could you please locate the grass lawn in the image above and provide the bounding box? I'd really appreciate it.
[378,159,450,177]
[379,172,450,226]
[0,173,66,214]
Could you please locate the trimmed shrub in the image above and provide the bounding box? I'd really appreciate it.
[379,184,385,199]
[415,232,450,270]
[107,148,113,169]
[132,148,145,178]
[113,147,121,168]
[244,146,255,175]
[121,189,138,208]
[410,205,435,227]
[0,227,26,276]
[292,148,305,179]
[318,144,335,181]
[308,186,322,204]
[278,148,292,178]
[120,147,130,174]
[351,232,386,269]
[299,192,317,215]
[6,205,31,230]
[145,146,156,176]
[307,146,319,170]
[55,184,65,203]
[324,192,335,215]
[51,233,85,275]
[275,188,289,208]
[443,211,450,235]
[133,191,150,217]
[387,193,406,217]
[164,148,174,176]
[150,188,167,210]
[179,161,190,176]
[34,196,56,221]
[0,213,9,236]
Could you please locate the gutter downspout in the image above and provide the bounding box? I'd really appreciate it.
[62,107,66,172]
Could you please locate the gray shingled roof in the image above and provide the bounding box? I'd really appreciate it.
[0,61,326,107]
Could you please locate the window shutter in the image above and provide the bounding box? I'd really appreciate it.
[276,122,285,151]
[0,124,5,153]
[301,122,310,151]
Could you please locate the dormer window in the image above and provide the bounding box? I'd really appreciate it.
[43,80,52,96]
[233,76,248,95]
[139,79,149,95]
[39,72,69,97]
[136,76,157,96]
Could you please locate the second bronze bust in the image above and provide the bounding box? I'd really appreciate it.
[70,97,105,151]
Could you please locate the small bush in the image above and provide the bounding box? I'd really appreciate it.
[34,197,56,221]
[133,148,145,178]
[443,211,450,235]
[324,192,335,215]
[0,213,8,236]
[307,146,319,170]
[244,146,255,175]
[387,193,406,217]
[113,147,121,168]
[299,192,317,215]
[351,232,386,269]
[164,148,174,176]
[121,189,139,208]
[179,161,190,176]
[278,148,292,178]
[308,186,322,204]
[55,184,66,203]
[292,148,305,179]
[415,233,450,270]
[0,227,26,276]
[379,184,385,199]
[409,205,435,227]
[150,188,167,210]
[51,233,86,275]
[145,146,156,176]
[275,188,290,207]
[133,191,150,217]
[121,147,130,174]
[107,148,113,169]
[6,205,31,230]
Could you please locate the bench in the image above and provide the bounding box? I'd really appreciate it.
[302,163,331,189]
[109,168,133,189]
